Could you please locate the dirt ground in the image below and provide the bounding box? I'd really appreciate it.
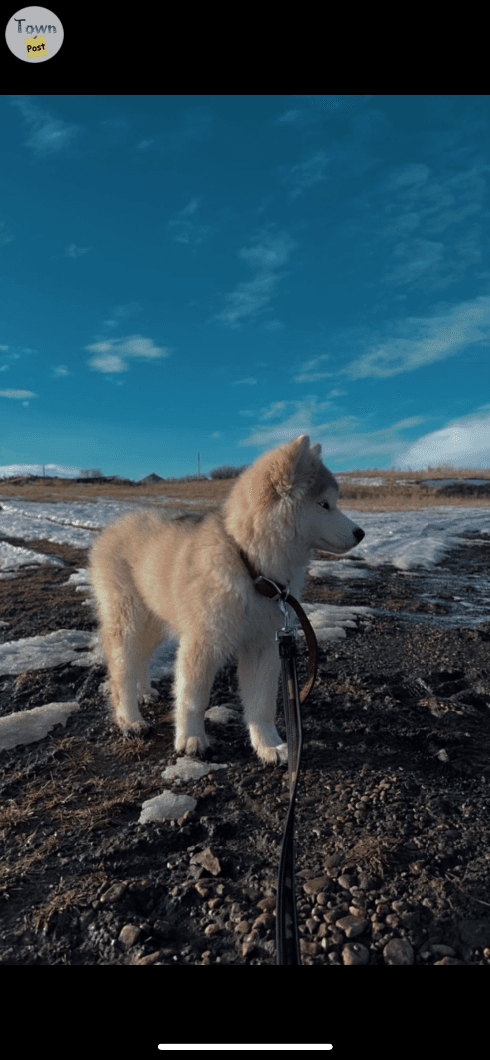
[1,526,490,965]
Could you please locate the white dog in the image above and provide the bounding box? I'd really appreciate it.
[89,435,364,764]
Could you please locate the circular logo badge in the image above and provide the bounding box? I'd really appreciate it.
[5,6,64,62]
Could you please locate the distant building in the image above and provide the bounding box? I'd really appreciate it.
[140,472,165,482]
[79,469,103,478]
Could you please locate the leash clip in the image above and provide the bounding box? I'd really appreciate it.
[276,584,297,639]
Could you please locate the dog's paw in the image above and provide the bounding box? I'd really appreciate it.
[249,724,289,765]
[120,718,153,737]
[257,741,289,765]
[175,733,210,757]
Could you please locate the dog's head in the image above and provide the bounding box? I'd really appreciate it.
[224,434,365,558]
[288,435,365,555]
[310,481,365,555]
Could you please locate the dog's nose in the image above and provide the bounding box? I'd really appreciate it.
[354,528,365,543]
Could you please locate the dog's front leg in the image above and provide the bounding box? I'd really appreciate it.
[173,639,216,756]
[238,641,288,765]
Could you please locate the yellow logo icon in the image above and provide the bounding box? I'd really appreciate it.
[25,32,46,57]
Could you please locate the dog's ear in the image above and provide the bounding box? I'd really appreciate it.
[290,434,311,454]
[310,442,322,457]
[288,435,312,474]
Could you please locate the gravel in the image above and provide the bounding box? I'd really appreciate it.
[1,534,490,965]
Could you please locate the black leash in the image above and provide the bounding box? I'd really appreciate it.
[276,602,303,964]
[238,549,318,966]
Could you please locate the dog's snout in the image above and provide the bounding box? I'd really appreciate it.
[354,527,365,544]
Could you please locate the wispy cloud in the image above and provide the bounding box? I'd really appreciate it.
[276,96,371,128]
[86,335,171,375]
[0,388,37,408]
[341,296,490,380]
[213,228,296,328]
[167,198,216,245]
[9,96,84,158]
[65,243,91,259]
[278,152,329,200]
[0,388,37,399]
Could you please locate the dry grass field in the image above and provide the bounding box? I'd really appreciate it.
[1,462,489,513]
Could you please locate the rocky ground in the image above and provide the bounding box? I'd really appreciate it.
[1,532,490,965]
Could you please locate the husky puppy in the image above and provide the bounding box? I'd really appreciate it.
[90,435,364,764]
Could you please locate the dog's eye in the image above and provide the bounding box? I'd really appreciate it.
[319,501,330,511]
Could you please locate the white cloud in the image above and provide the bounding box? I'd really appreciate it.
[86,335,172,374]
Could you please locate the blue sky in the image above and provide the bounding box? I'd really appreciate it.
[1,94,489,480]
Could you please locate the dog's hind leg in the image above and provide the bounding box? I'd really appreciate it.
[99,605,151,736]
[237,641,288,765]
[116,630,152,734]
[136,612,165,703]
